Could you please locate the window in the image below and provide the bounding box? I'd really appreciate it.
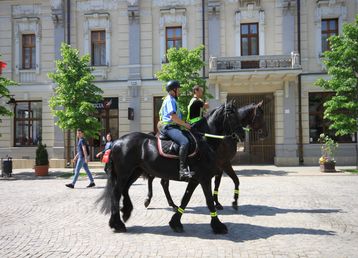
[14,101,42,146]
[91,31,106,66]
[22,34,36,69]
[309,92,355,143]
[166,27,182,52]
[321,19,338,52]
[241,23,259,68]
[241,23,258,56]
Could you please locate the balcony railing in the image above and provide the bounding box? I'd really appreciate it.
[209,52,301,72]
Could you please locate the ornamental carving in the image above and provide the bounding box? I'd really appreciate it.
[12,4,41,17]
[77,0,120,12]
[153,0,195,7]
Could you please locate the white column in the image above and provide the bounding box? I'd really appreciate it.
[235,11,241,56]
[259,10,265,55]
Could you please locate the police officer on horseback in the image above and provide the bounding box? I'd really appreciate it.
[159,80,194,179]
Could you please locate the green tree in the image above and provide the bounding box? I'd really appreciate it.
[48,43,103,139]
[155,45,212,117]
[315,16,358,167]
[0,55,18,137]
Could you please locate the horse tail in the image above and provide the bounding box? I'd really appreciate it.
[96,151,115,214]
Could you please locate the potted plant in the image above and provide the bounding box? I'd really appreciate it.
[34,142,49,176]
[318,134,338,172]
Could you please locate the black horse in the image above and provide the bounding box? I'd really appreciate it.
[98,100,264,234]
[144,101,267,211]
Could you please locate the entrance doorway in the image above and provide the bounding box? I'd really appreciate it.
[228,93,275,164]
[89,97,119,161]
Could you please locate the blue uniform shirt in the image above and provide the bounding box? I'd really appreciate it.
[160,95,182,122]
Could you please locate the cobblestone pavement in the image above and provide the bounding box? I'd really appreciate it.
[1,166,358,257]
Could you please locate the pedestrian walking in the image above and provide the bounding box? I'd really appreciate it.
[65,128,95,188]
[96,132,113,174]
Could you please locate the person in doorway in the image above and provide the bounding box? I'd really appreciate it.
[159,80,194,179]
[65,129,95,188]
[96,132,113,174]
[187,85,209,131]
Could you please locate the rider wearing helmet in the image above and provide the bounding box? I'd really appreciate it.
[159,80,194,179]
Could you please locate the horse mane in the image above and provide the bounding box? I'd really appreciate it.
[238,103,256,126]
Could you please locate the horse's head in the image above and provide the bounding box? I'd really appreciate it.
[223,99,245,140]
[239,100,268,139]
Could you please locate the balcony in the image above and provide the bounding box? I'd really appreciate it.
[209,52,301,73]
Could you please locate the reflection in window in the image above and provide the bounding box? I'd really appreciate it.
[321,18,338,52]
[91,30,106,66]
[309,92,356,143]
[14,101,42,146]
[22,34,36,69]
[166,27,182,53]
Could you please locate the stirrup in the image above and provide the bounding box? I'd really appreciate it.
[179,167,195,179]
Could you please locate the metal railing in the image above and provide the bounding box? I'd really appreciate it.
[209,52,301,72]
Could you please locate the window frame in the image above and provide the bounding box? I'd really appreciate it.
[165,26,182,53]
[240,23,259,56]
[321,18,338,52]
[308,92,356,143]
[91,30,106,66]
[22,34,36,70]
[13,100,42,147]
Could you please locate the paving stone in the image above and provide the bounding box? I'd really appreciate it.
[0,166,357,257]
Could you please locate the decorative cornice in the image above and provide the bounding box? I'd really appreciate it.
[77,0,120,12]
[153,0,195,7]
[12,4,41,18]
[208,0,220,15]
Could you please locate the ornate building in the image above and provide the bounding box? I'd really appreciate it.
[0,0,357,168]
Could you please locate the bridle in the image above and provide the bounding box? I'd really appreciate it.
[223,102,241,141]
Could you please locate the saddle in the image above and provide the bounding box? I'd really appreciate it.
[157,130,198,159]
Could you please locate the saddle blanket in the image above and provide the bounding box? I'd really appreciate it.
[157,131,198,159]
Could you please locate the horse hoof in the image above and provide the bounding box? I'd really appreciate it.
[213,224,228,234]
[109,216,126,232]
[215,203,224,210]
[113,226,127,233]
[169,221,184,233]
[144,198,151,208]
[232,201,238,211]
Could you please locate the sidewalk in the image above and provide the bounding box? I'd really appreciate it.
[1,165,356,180]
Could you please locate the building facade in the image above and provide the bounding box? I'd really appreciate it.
[0,0,357,168]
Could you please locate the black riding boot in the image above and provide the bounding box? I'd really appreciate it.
[179,145,194,179]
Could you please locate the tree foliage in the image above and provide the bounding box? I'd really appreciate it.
[155,45,212,117]
[48,43,103,138]
[315,16,358,137]
[0,55,18,118]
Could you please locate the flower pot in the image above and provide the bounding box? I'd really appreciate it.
[34,165,49,176]
[320,161,336,172]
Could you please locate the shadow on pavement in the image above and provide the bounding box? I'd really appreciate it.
[125,222,335,242]
[235,169,290,176]
[181,205,341,217]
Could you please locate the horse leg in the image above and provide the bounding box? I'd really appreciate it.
[144,174,154,208]
[213,173,224,210]
[109,179,126,232]
[169,181,199,233]
[121,170,142,222]
[223,162,240,211]
[200,179,228,234]
[161,179,178,211]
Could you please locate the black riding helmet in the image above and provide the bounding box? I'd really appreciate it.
[166,80,181,92]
